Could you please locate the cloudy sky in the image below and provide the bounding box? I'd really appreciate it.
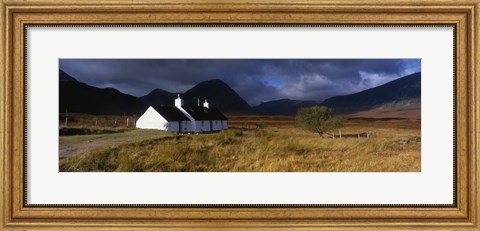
[59,59,420,106]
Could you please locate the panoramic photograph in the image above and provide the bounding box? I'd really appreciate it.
[58,59,421,172]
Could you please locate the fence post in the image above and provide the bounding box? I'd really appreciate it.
[339,129,342,138]
[64,110,68,127]
[357,132,360,139]
[127,118,129,127]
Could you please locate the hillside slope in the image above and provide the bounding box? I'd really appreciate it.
[59,70,147,115]
[321,72,421,115]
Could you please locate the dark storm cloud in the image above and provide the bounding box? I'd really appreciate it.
[59,59,420,106]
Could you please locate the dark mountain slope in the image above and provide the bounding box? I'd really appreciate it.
[59,71,147,115]
[140,80,255,114]
[140,88,176,107]
[182,79,255,114]
[59,69,79,82]
[321,72,421,114]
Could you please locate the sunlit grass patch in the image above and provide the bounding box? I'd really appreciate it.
[60,120,421,172]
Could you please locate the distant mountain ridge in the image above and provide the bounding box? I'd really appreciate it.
[140,79,255,114]
[320,72,421,115]
[60,70,255,115]
[140,88,176,107]
[252,72,421,117]
[253,99,320,115]
[59,69,421,118]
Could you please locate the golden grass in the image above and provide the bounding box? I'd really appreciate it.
[59,118,420,172]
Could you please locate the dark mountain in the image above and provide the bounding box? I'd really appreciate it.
[60,69,420,117]
[253,99,320,115]
[59,69,78,82]
[321,72,421,114]
[183,79,255,114]
[141,79,254,114]
[140,88,176,107]
[60,70,254,116]
[59,70,147,115]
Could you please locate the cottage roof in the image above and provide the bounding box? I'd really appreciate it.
[207,107,228,120]
[152,106,189,121]
[181,105,228,120]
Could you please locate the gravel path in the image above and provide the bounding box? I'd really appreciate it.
[59,130,169,158]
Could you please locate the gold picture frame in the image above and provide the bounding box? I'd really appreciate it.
[1,0,479,229]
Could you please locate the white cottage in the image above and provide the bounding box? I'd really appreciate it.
[136,106,191,132]
[136,95,228,133]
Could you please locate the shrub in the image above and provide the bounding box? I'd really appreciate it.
[296,106,344,137]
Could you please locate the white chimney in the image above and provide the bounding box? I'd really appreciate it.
[175,94,184,107]
[203,99,209,109]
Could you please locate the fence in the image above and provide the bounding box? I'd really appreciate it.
[327,130,376,139]
[59,113,137,129]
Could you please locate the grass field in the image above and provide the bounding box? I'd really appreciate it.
[59,115,420,172]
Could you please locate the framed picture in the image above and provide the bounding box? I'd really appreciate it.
[1,0,479,230]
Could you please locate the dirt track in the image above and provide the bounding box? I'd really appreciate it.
[59,130,170,158]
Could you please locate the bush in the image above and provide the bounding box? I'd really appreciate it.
[296,106,344,137]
